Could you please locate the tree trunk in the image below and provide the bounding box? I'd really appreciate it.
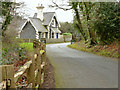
[73,3,87,42]
[84,3,96,45]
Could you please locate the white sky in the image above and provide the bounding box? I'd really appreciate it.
[16,0,74,22]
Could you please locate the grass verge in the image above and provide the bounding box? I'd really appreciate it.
[20,43,33,52]
[68,41,119,59]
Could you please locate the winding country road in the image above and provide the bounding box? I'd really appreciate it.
[46,43,118,88]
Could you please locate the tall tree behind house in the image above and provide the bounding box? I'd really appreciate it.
[0,1,2,60]
[51,1,119,45]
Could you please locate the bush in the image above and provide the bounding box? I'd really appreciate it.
[63,33,72,36]
[1,29,28,65]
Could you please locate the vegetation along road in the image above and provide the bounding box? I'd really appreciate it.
[46,43,118,88]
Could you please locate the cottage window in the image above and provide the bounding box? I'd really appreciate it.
[49,29,51,38]
[56,33,58,39]
[45,32,48,38]
[51,20,54,25]
[52,33,54,38]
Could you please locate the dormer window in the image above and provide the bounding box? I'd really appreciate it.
[51,20,54,25]
[51,19,56,27]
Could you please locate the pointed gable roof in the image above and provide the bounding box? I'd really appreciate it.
[29,18,48,32]
[33,12,60,27]
[7,17,27,32]
[33,12,55,26]
[43,12,55,25]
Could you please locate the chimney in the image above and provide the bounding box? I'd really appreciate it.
[36,4,44,21]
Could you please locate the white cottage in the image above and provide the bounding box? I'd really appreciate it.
[19,4,61,39]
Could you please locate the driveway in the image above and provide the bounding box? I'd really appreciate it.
[46,43,118,88]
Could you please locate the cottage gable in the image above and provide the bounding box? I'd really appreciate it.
[20,22,36,39]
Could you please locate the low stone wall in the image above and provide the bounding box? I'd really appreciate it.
[63,35,72,42]
[46,36,72,43]
[46,38,64,43]
[20,36,72,44]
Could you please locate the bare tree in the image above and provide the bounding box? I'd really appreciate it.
[49,0,72,11]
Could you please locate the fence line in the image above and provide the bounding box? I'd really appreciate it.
[0,40,46,89]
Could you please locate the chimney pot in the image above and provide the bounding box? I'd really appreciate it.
[36,4,44,21]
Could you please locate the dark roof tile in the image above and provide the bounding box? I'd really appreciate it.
[7,17,27,31]
[33,12,55,25]
[43,12,55,25]
[29,18,48,32]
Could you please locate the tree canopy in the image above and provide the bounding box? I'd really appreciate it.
[71,2,120,45]
[1,2,14,36]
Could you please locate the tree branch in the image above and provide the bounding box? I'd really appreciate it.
[49,1,72,11]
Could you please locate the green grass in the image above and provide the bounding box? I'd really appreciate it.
[68,41,119,59]
[20,43,33,52]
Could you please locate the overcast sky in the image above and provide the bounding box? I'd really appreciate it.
[16,0,74,23]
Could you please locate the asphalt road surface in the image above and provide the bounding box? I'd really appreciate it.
[46,43,118,88]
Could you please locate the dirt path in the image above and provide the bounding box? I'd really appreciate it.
[41,57,55,88]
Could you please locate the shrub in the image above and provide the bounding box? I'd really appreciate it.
[1,29,28,65]
[63,33,72,36]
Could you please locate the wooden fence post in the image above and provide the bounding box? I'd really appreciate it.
[41,42,46,83]
[41,42,46,63]
[0,40,47,89]
[42,43,46,65]
[31,48,36,88]
[0,65,15,89]
[27,40,38,88]
[36,42,42,87]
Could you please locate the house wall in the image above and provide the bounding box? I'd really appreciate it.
[47,26,50,39]
[51,16,58,28]
[49,26,52,39]
[51,33,61,39]
[43,33,45,38]
[47,32,49,38]
[36,31,39,39]
[37,6,44,21]
[20,22,37,39]
[58,33,60,38]
[39,32,46,39]
[53,33,60,39]
[47,15,61,39]
[51,17,61,39]
[54,33,56,39]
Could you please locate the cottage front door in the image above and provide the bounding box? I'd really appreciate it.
[56,33,58,39]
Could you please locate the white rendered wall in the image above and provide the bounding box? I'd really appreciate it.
[37,7,44,21]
